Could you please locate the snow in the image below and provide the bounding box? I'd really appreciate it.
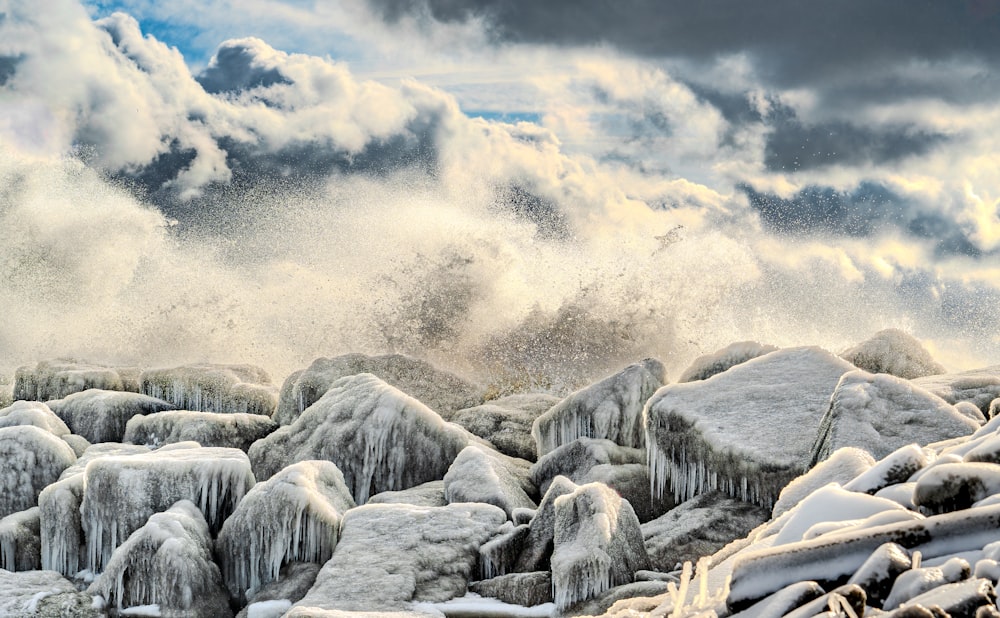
[913,364,1000,415]
[46,389,176,443]
[772,447,874,517]
[0,568,100,617]
[645,346,855,508]
[123,409,277,450]
[898,577,997,615]
[443,445,537,518]
[246,599,293,618]
[678,341,779,383]
[839,328,945,379]
[532,358,665,456]
[0,506,40,571]
[913,461,1000,514]
[451,393,559,462]
[368,481,448,507]
[529,437,643,496]
[770,484,911,546]
[728,580,825,618]
[845,542,912,608]
[0,400,70,436]
[0,425,77,518]
[216,460,355,604]
[414,592,556,617]
[882,555,970,610]
[469,571,552,608]
[13,359,136,401]
[250,373,480,504]
[844,443,931,495]
[140,363,278,416]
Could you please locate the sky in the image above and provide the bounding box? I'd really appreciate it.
[0,0,998,385]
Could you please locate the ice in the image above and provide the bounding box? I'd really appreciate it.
[273,353,485,425]
[898,577,997,615]
[883,555,970,610]
[123,410,278,450]
[678,340,779,383]
[245,599,293,618]
[47,389,176,443]
[452,393,560,462]
[0,400,70,436]
[140,363,278,416]
[529,437,644,496]
[812,370,979,463]
[80,445,255,573]
[770,484,911,546]
[512,475,579,573]
[216,460,355,604]
[913,462,1000,514]
[367,481,447,507]
[963,434,1000,464]
[13,359,138,401]
[532,358,666,456]
[845,443,931,495]
[728,580,825,618]
[478,523,530,579]
[443,445,537,518]
[0,425,77,518]
[87,500,232,616]
[846,542,913,608]
[773,447,875,517]
[469,571,553,607]
[839,328,946,380]
[416,591,556,617]
[0,507,40,571]
[249,373,480,504]
[646,346,855,508]
[0,569,101,617]
[913,365,1000,416]
[236,562,320,617]
[550,482,649,610]
[581,462,672,523]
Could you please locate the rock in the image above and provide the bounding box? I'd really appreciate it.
[729,580,826,618]
[0,507,40,571]
[582,462,674,523]
[774,447,875,517]
[13,359,138,401]
[451,393,559,461]
[235,562,321,618]
[884,556,971,611]
[898,578,996,617]
[470,571,552,607]
[529,437,644,496]
[846,444,932,495]
[0,400,70,436]
[443,445,536,518]
[0,569,101,617]
[140,363,278,416]
[513,475,580,573]
[846,542,913,608]
[0,425,76,518]
[479,522,531,578]
[47,389,176,443]
[913,366,1000,417]
[568,580,670,617]
[780,584,866,618]
[678,341,779,382]
[913,462,1000,514]
[840,329,946,380]
[367,481,447,507]
[124,409,277,450]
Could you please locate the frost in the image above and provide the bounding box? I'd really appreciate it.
[124,410,277,450]
[452,393,559,462]
[47,389,176,443]
[443,445,537,518]
[0,569,101,617]
[839,328,945,380]
[216,460,355,604]
[0,425,77,518]
[529,437,644,496]
[13,359,137,401]
[0,507,40,571]
[845,443,930,495]
[140,363,278,416]
[913,364,1000,416]
[678,341,779,383]
[0,400,70,436]
[913,461,1000,514]
[773,447,875,517]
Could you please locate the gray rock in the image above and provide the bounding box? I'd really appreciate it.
[141,363,278,416]
[0,507,40,571]
[47,389,176,443]
[451,393,559,461]
[0,569,101,617]
[0,425,76,518]
[529,436,643,496]
[13,359,138,401]
[235,562,321,618]
[679,341,779,382]
[840,329,945,380]
[367,481,447,507]
[124,409,277,450]
[444,445,536,518]
[470,571,552,607]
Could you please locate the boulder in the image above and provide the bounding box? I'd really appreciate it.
[0,507,40,571]
[451,393,559,461]
[0,425,76,518]
[913,365,1000,416]
[529,437,644,496]
[140,363,278,416]
[469,571,552,607]
[13,359,138,401]
[47,389,176,443]
[0,401,69,436]
[840,329,945,379]
[124,409,277,450]
[367,481,447,508]
[443,445,536,518]
[678,341,778,382]
[0,569,101,617]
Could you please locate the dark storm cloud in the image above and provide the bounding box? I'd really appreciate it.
[195,40,292,94]
[0,54,21,86]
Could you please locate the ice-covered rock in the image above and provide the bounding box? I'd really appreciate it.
[581,462,673,523]
[250,373,479,504]
[0,400,70,436]
[846,542,913,608]
[512,475,580,573]
[0,507,40,571]
[773,447,875,517]
[0,569,102,617]
[812,370,979,463]
[646,346,855,508]
[478,522,530,578]
[443,445,536,518]
[728,580,826,618]
[216,460,355,604]
[367,481,447,507]
[141,363,278,416]
[274,353,485,425]
[770,484,912,546]
[913,462,1000,514]
[234,562,320,618]
[469,571,552,607]
[88,500,232,617]
[532,359,666,456]
[81,445,255,572]
[846,444,932,495]
[551,482,649,610]
[529,437,644,496]
[124,410,277,450]
[13,359,138,401]
[47,389,176,443]
[451,393,559,461]
[780,584,867,618]
[840,328,946,380]
[913,365,1000,416]
[883,556,971,610]
[897,577,997,616]
[678,341,779,383]
[0,425,76,518]
[291,502,505,611]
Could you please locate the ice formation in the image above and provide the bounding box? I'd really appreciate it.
[249,373,479,504]
[812,370,979,463]
[529,436,644,495]
[88,500,232,616]
[273,353,485,425]
[236,562,320,617]
[291,502,505,612]
[216,460,355,603]
[0,568,102,617]
[140,363,278,416]
[913,462,1000,513]
[0,400,70,436]
[469,571,553,607]
[366,480,448,507]
[0,425,77,518]
[123,410,277,450]
[845,444,931,495]
[769,447,875,518]
[46,389,176,443]
[532,358,665,456]
[882,555,970,610]
[443,445,537,518]
[452,393,560,462]
[678,341,779,383]
[13,359,138,401]
[913,364,1000,415]
[550,481,649,610]
[645,346,855,508]
[80,445,255,573]
[0,507,40,571]
[839,328,946,379]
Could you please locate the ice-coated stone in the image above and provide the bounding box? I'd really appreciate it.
[367,481,447,507]
[884,556,971,610]
[451,393,559,461]
[728,580,826,618]
[812,370,979,463]
[529,437,644,496]
[88,500,232,617]
[0,569,102,617]
[443,445,536,518]
[216,460,356,604]
[913,365,1000,416]
[963,434,1000,464]
[770,484,913,546]
[235,562,320,618]
[124,409,277,450]
[846,542,913,608]
[0,425,76,518]
[141,363,278,416]
[581,462,673,523]
[898,577,997,616]
[773,447,875,517]
[646,346,855,508]
[780,584,867,618]
[913,462,1000,514]
[274,353,485,425]
[61,434,90,456]
[470,571,552,607]
[0,400,69,436]
[0,507,40,571]
[532,358,666,456]
[840,328,946,380]
[250,373,479,504]
[81,445,255,573]
[846,444,932,495]
[13,359,138,401]
[678,340,779,382]
[291,502,506,612]
[478,522,530,578]
[551,482,650,610]
[569,580,670,617]
[47,389,176,443]
[513,475,579,574]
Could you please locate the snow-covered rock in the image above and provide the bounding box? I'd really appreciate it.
[840,328,946,380]
[769,484,913,546]
[0,507,40,571]
[772,446,875,517]
[367,481,447,507]
[250,373,479,504]
[140,363,279,416]
[513,475,579,574]
[124,410,277,450]
[234,562,320,618]
[88,500,232,617]
[728,580,826,618]
[451,393,559,461]
[0,425,76,518]
[0,401,70,436]
[469,571,552,607]
[678,341,779,383]
[883,555,970,610]
[913,365,1000,416]
[845,542,913,608]
[274,353,485,425]
[812,370,979,463]
[646,346,855,508]
[291,502,505,612]
[47,389,176,443]
[845,444,931,495]
[913,462,1000,514]
[0,569,102,617]
[529,437,644,496]
[216,460,355,604]
[581,462,673,523]
[13,359,138,401]
[897,577,996,616]
[532,358,666,456]
[443,445,536,518]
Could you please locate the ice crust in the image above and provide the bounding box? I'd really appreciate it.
[140,363,278,416]
[839,328,946,379]
[13,359,138,401]
[532,358,666,456]
[678,340,779,383]
[0,506,41,571]
[124,410,277,450]
[0,401,70,436]
[0,425,77,518]
[47,389,176,443]
[443,445,537,518]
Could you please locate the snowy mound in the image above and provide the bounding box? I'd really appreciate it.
[812,370,979,463]
[913,364,1000,415]
[124,409,277,450]
[13,359,139,401]
[250,373,479,504]
[0,425,76,518]
[452,393,560,461]
[367,481,447,507]
[443,445,537,518]
[0,569,101,617]
[0,506,41,571]
[0,400,70,436]
[840,328,946,379]
[678,341,779,383]
[140,363,279,416]
[216,460,356,604]
[532,358,666,456]
[46,389,176,443]
[645,346,855,508]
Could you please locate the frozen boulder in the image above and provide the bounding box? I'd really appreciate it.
[0,425,76,518]
[769,484,912,546]
[274,353,485,425]
[291,502,505,612]
[532,359,666,456]
[0,401,69,436]
[88,500,232,617]
[646,346,855,508]
[913,365,1000,416]
[124,410,277,450]
[141,363,278,416]
[883,556,971,610]
[47,389,176,443]
[81,445,255,572]
[529,437,644,495]
[840,328,946,380]
[0,569,102,617]
[846,542,913,608]
[898,577,996,616]
[13,359,138,401]
[479,522,531,578]
[250,373,479,504]
[846,444,932,496]
[443,445,536,518]
[0,507,40,571]
[678,340,779,382]
[812,370,979,463]
[913,462,1000,514]
[729,580,826,618]
[216,460,356,604]
[470,571,552,607]
[367,481,447,507]
[773,447,875,517]
[451,393,559,461]
[513,475,579,573]
[581,462,673,523]
[235,562,320,618]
